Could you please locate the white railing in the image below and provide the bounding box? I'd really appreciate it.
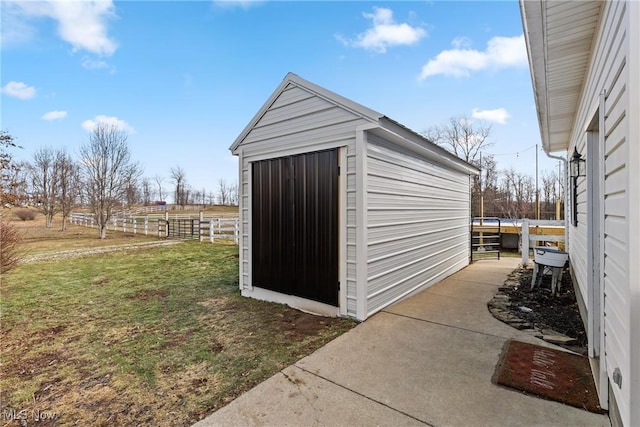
[520,218,566,266]
[70,212,240,244]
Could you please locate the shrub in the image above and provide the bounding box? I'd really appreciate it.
[0,219,22,273]
[13,209,36,221]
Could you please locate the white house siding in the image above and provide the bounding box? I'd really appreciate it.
[364,134,470,316]
[235,82,371,319]
[568,1,631,423]
[628,4,640,425]
[345,143,358,317]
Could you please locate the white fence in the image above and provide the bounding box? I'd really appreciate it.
[70,211,240,244]
[520,218,566,266]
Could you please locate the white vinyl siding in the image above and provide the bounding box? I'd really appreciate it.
[364,135,470,316]
[568,1,630,423]
[603,36,629,424]
[345,144,358,316]
[233,73,476,322]
[236,83,370,320]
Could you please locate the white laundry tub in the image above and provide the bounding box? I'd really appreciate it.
[534,246,568,267]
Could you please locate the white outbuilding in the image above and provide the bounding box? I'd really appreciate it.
[230,73,478,321]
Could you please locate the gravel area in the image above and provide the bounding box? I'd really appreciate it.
[488,266,587,355]
[21,240,182,263]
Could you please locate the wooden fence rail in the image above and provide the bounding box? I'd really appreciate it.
[70,212,240,244]
[520,218,566,266]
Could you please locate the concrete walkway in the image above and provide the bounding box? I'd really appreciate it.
[194,258,610,427]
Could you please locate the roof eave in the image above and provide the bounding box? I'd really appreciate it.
[229,72,383,154]
[520,0,602,154]
[520,0,552,153]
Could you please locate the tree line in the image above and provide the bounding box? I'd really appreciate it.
[2,115,564,243]
[0,126,238,239]
[423,115,564,220]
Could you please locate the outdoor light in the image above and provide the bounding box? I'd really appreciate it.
[570,147,586,178]
[570,147,586,226]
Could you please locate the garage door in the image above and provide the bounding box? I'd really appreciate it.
[251,148,339,306]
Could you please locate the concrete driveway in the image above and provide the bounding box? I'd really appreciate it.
[194,258,610,427]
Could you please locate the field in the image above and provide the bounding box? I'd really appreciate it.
[0,209,356,426]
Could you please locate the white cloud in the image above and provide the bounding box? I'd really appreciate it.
[81,58,108,70]
[81,115,135,133]
[419,34,527,80]
[212,1,265,10]
[1,81,36,100]
[7,0,117,56]
[0,2,37,47]
[451,36,472,49]
[338,7,426,53]
[41,110,68,121]
[81,57,116,74]
[472,108,510,124]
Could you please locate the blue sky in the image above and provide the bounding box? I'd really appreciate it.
[1,0,561,198]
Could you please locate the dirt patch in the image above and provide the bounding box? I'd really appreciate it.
[7,351,65,380]
[102,326,141,346]
[197,296,231,310]
[488,267,587,354]
[91,276,110,286]
[276,307,344,338]
[127,289,169,300]
[38,324,68,337]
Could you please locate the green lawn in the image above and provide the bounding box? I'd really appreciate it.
[0,241,355,426]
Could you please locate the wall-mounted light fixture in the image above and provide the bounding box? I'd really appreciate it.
[570,147,586,226]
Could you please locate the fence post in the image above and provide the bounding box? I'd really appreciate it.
[144,216,148,235]
[133,218,137,234]
[234,220,239,245]
[164,211,169,238]
[209,219,214,243]
[522,218,530,267]
[199,211,204,242]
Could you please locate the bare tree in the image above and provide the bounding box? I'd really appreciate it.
[124,174,141,207]
[0,217,22,273]
[217,178,229,205]
[79,124,142,239]
[472,154,498,217]
[154,174,165,202]
[57,150,80,231]
[170,166,187,206]
[422,115,493,164]
[7,160,30,206]
[207,190,216,206]
[30,147,60,228]
[230,182,239,206]
[541,170,556,220]
[497,168,536,219]
[141,177,153,206]
[1,130,23,206]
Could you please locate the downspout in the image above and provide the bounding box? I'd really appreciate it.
[543,150,569,253]
[537,0,569,252]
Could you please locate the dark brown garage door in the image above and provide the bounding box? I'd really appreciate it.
[252,149,339,306]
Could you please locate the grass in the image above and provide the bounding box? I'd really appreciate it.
[0,219,356,426]
[7,209,161,256]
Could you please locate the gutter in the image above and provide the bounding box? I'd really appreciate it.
[543,150,569,253]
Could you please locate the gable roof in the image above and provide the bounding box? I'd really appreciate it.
[230,72,478,175]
